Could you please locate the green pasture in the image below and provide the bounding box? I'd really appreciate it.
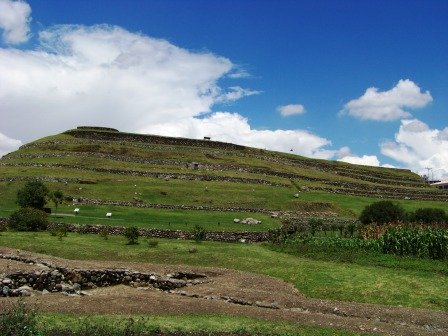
[1,232,447,311]
[52,205,279,232]
[33,313,369,336]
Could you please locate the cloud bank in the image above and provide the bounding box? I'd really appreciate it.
[341,79,432,121]
[139,111,339,159]
[0,132,22,157]
[0,0,31,44]
[338,154,380,167]
[0,24,339,159]
[381,119,448,179]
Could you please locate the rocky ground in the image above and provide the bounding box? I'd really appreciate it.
[1,247,447,336]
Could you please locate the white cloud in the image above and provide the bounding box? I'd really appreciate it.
[341,79,432,121]
[339,155,380,167]
[227,68,250,79]
[0,0,31,44]
[0,23,343,160]
[138,112,340,159]
[216,86,260,103]
[277,104,305,117]
[0,24,234,141]
[381,119,448,179]
[0,131,22,157]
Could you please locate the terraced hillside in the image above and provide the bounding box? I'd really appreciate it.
[0,126,446,231]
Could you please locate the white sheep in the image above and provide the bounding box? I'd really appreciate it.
[106,212,112,218]
[74,208,80,214]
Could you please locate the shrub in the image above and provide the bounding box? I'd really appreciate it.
[410,208,447,225]
[308,218,323,236]
[192,225,206,242]
[99,226,109,240]
[359,201,405,225]
[124,226,140,245]
[9,207,49,231]
[17,180,49,209]
[146,239,158,248]
[0,300,38,336]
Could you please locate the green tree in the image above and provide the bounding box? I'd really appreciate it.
[50,189,64,214]
[9,207,49,231]
[359,200,405,225]
[17,180,49,209]
[124,226,140,245]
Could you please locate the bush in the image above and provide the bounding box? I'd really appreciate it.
[9,207,49,231]
[0,300,38,336]
[359,201,406,225]
[308,218,323,236]
[124,226,140,245]
[192,225,206,242]
[410,208,447,224]
[146,239,158,248]
[17,180,49,209]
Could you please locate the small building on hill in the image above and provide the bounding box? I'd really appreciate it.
[431,180,448,190]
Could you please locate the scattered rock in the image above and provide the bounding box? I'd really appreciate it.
[241,218,261,225]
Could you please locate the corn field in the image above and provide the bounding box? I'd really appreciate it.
[381,228,448,260]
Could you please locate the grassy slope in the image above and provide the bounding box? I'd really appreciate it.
[0,129,446,220]
[1,232,447,311]
[37,314,368,336]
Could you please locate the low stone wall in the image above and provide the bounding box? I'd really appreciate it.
[65,129,247,151]
[48,222,270,243]
[0,162,288,188]
[76,126,119,132]
[76,197,274,214]
[0,253,206,297]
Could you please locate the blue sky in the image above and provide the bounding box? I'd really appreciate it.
[0,0,447,179]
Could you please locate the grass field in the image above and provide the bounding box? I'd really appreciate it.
[34,313,369,336]
[1,232,447,311]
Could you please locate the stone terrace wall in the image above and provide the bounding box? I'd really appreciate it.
[65,129,247,151]
[0,162,288,187]
[77,126,119,132]
[0,253,206,297]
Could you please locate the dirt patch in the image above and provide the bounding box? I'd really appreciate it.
[1,247,447,336]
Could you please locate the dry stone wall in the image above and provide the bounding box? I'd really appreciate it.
[0,162,288,187]
[49,222,270,243]
[0,252,206,297]
[65,129,247,151]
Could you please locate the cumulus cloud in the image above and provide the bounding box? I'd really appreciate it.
[277,104,305,117]
[381,119,448,179]
[0,24,234,141]
[339,154,380,167]
[341,79,432,121]
[0,0,31,44]
[0,23,343,160]
[0,131,22,157]
[138,111,340,159]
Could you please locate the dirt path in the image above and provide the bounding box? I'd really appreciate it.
[1,247,447,336]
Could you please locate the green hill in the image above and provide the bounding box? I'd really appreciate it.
[0,126,446,231]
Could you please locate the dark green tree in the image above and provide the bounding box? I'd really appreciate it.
[17,180,49,209]
[359,200,406,225]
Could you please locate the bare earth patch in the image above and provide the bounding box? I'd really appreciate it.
[0,247,447,336]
